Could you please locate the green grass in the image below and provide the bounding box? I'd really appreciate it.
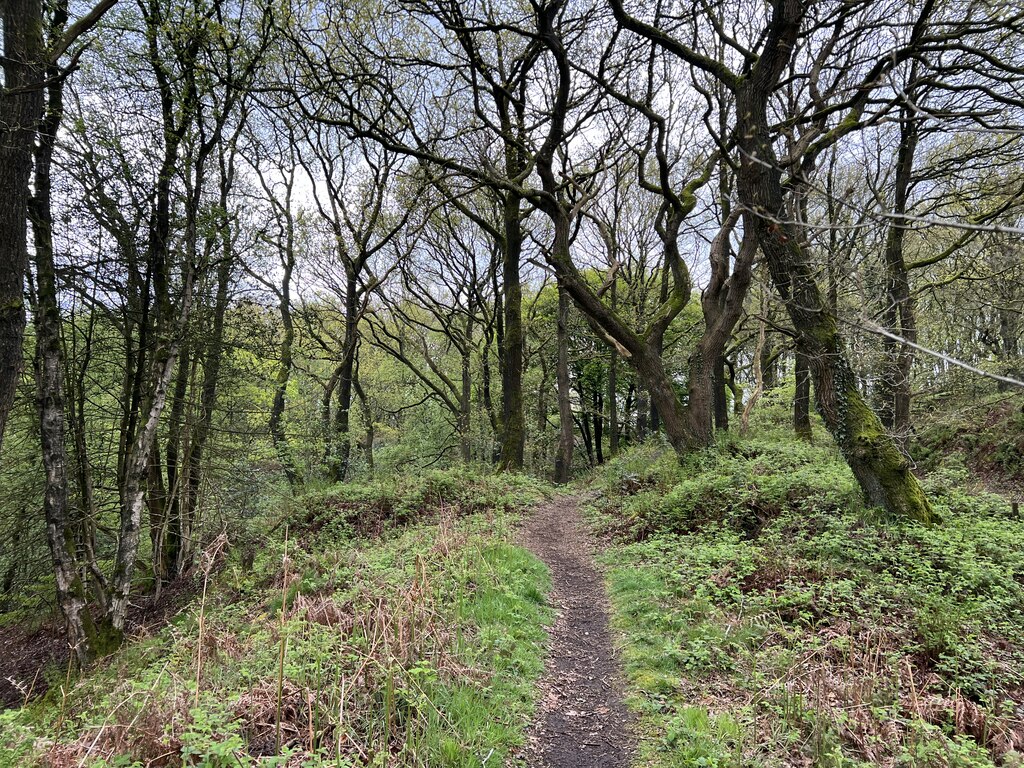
[0,468,552,767]
[589,434,1024,768]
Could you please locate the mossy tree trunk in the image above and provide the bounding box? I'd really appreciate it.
[735,81,933,523]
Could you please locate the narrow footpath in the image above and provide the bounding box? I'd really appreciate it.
[517,494,633,768]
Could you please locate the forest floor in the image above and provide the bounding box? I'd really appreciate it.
[516,493,633,768]
[0,579,195,709]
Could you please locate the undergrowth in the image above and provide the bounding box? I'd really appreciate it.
[912,391,1024,498]
[0,468,551,767]
[590,430,1024,768]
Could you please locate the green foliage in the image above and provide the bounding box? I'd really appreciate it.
[293,467,548,542]
[913,392,1024,485]
[591,436,1024,768]
[0,709,41,766]
[1,470,552,767]
[597,437,861,539]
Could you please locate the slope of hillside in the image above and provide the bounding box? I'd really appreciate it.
[1,471,552,767]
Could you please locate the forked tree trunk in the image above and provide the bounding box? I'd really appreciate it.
[686,213,757,445]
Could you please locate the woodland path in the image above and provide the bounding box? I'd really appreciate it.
[516,494,633,768]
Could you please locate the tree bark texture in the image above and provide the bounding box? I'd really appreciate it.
[0,2,45,461]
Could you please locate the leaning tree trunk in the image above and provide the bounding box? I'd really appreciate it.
[110,333,189,636]
[736,82,933,523]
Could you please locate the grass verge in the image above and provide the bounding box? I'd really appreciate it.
[0,468,551,767]
[589,435,1024,768]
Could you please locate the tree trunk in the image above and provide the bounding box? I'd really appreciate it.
[687,214,757,445]
[354,371,374,472]
[713,357,729,431]
[498,192,526,470]
[686,349,715,446]
[727,359,743,416]
[330,271,360,482]
[67,314,107,609]
[270,260,299,487]
[735,78,933,523]
[28,55,103,664]
[459,314,474,463]
[998,307,1020,390]
[794,350,812,441]
[880,101,919,435]
[0,1,45,461]
[158,344,190,582]
[623,383,635,443]
[481,332,499,452]
[607,352,619,456]
[146,441,166,581]
[111,330,189,635]
[534,355,549,468]
[554,280,574,483]
[181,177,235,574]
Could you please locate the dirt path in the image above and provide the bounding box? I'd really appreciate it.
[516,494,632,768]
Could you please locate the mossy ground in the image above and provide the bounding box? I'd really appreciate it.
[588,406,1024,767]
[0,469,552,767]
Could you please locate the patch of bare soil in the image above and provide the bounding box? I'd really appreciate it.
[516,494,632,768]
